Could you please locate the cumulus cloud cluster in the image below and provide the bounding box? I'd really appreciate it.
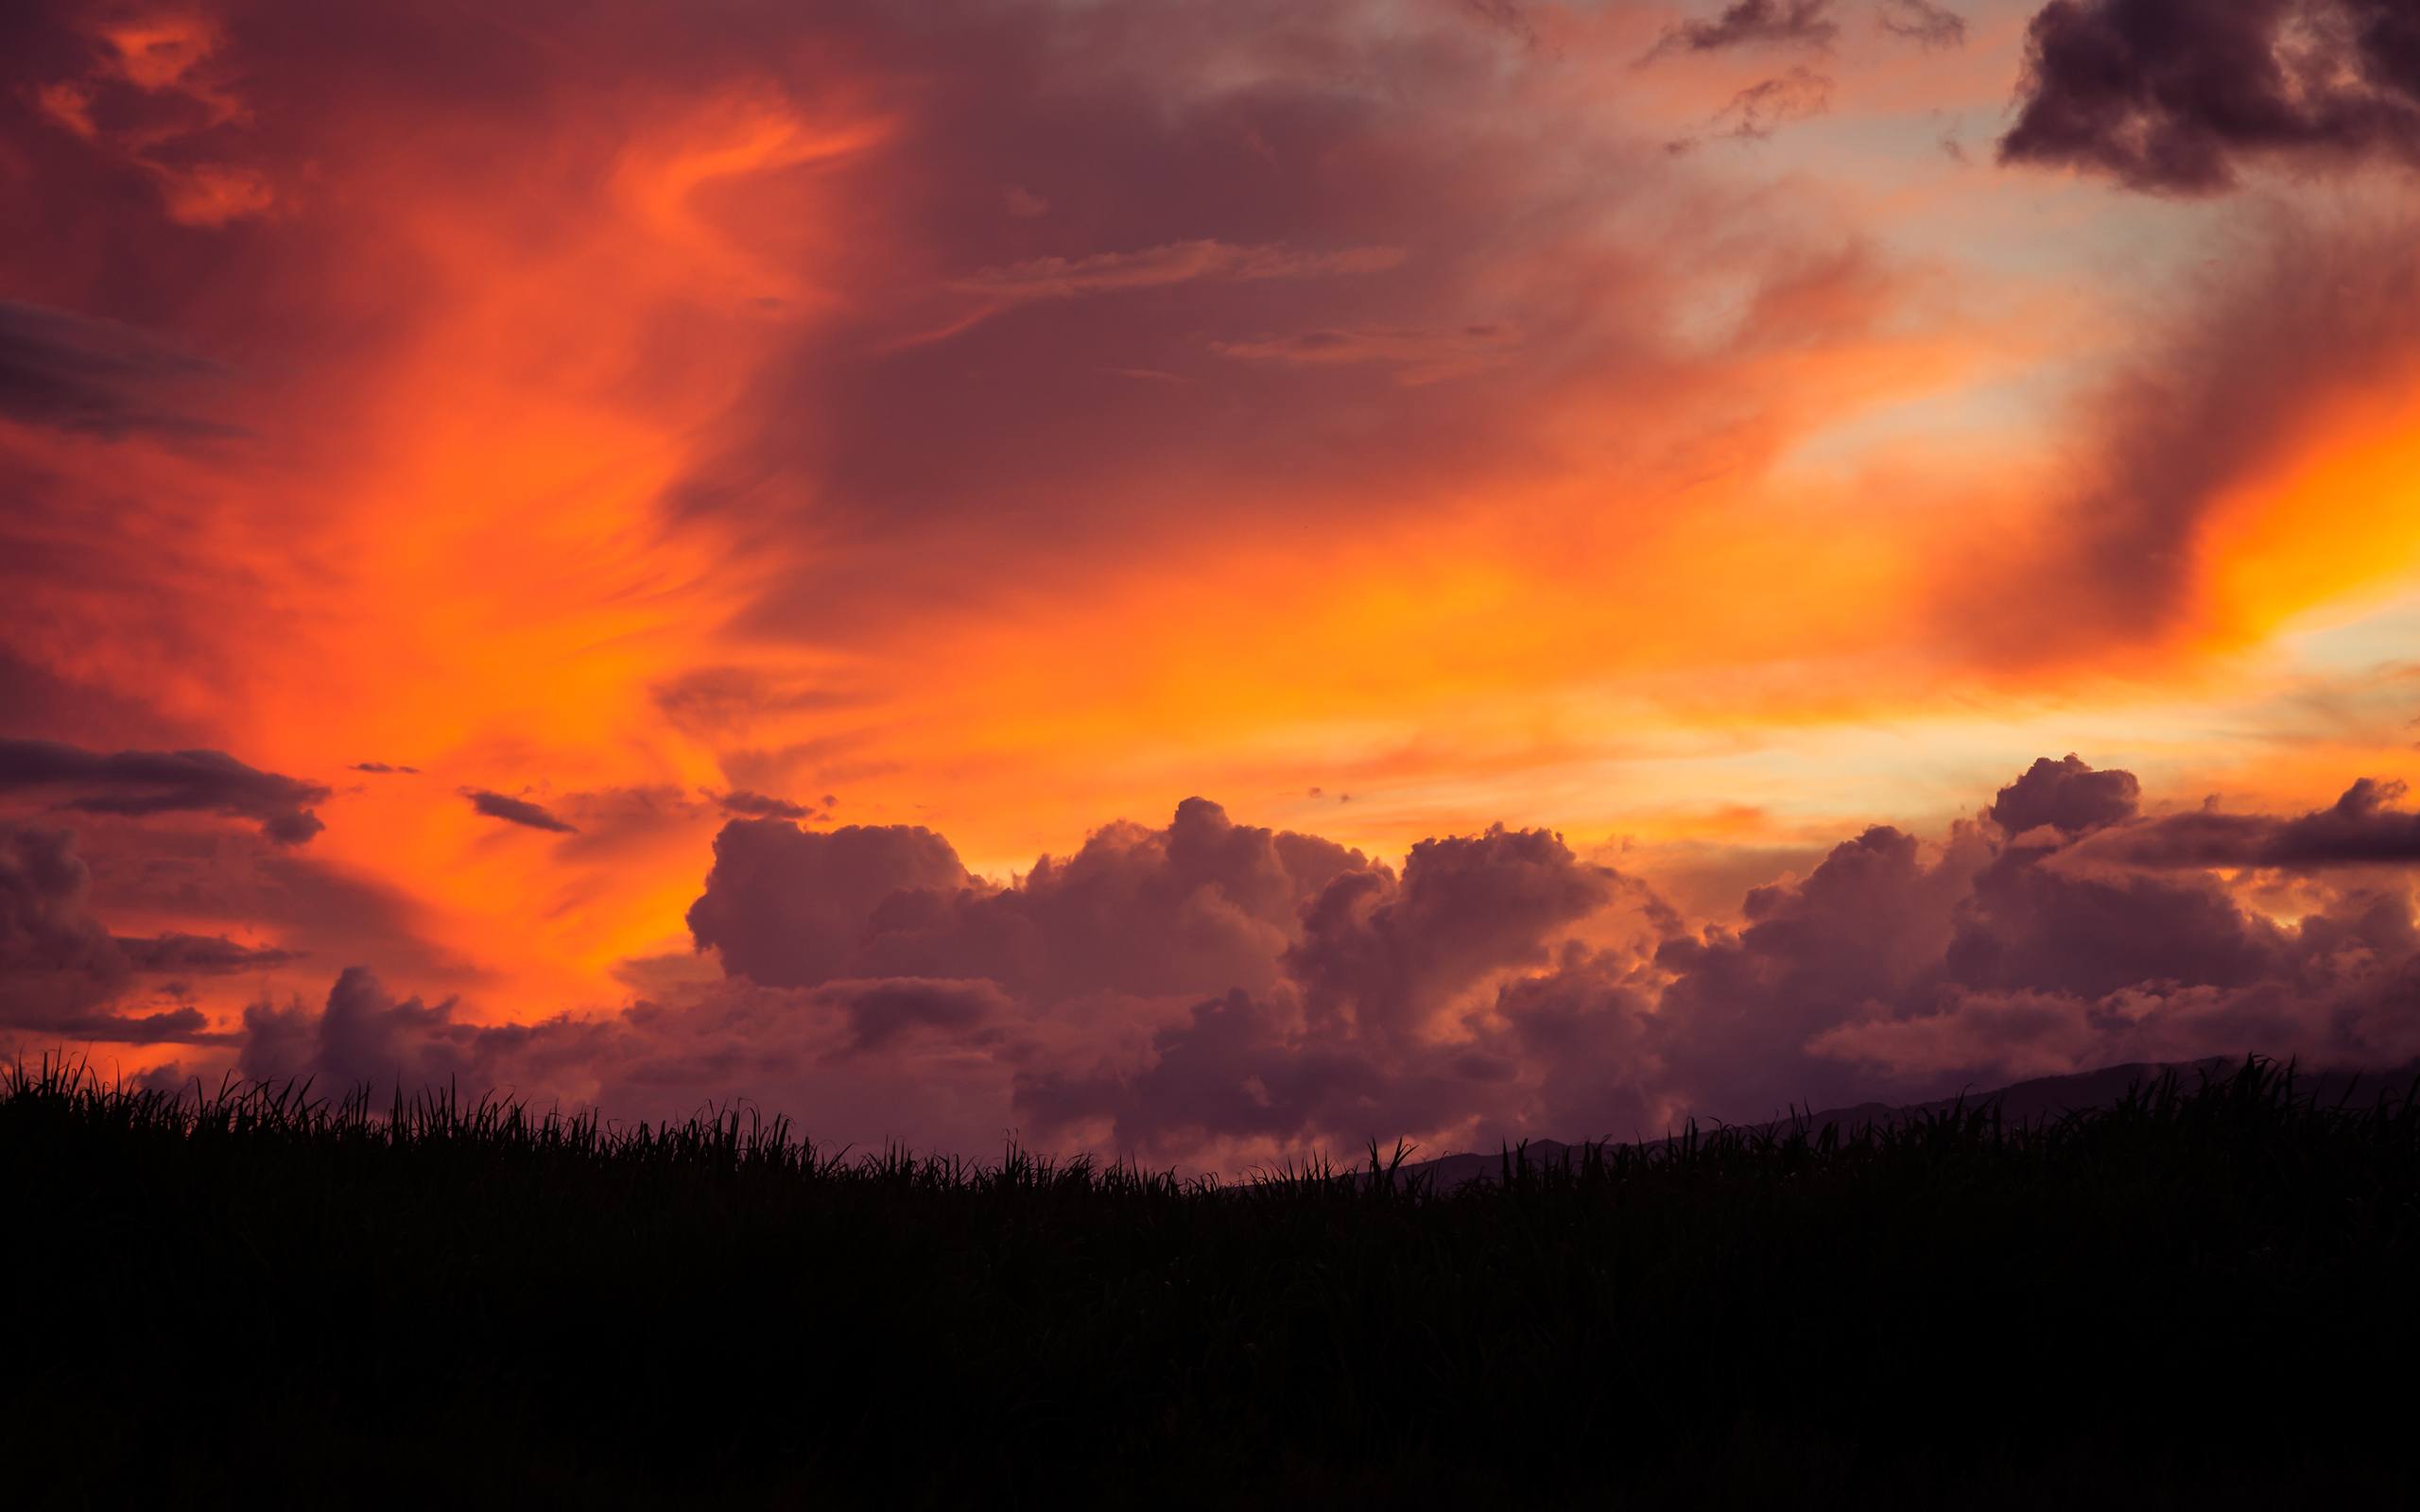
[102,759,2420,1169]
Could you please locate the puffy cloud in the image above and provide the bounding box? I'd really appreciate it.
[1999,0,2420,193]
[238,966,475,1093]
[1651,821,1983,1111]
[1007,758,2420,1154]
[134,758,2420,1169]
[692,798,1363,1005]
[0,738,328,844]
[1287,825,1618,1040]
[686,819,973,988]
[461,789,577,834]
[1016,819,1636,1151]
[1989,753,2140,835]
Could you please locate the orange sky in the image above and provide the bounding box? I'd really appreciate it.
[7,0,2420,1163]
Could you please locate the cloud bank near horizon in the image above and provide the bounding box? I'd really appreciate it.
[33,755,2410,1171]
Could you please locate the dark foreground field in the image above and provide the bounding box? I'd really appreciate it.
[6,1059,2416,1507]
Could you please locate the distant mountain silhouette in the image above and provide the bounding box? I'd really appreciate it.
[1396,1057,2420,1189]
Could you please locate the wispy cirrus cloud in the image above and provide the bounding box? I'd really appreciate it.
[948,239,1407,303]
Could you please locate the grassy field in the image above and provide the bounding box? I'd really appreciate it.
[5,1057,2414,1506]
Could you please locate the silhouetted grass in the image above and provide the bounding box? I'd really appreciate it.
[5,1057,2414,1506]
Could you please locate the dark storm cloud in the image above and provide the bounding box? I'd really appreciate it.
[1999,0,2420,192]
[0,300,234,438]
[461,789,577,833]
[0,738,329,844]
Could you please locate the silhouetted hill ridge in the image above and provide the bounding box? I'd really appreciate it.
[1398,1056,2420,1189]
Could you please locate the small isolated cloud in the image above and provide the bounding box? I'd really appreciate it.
[461,789,577,833]
[1877,0,1965,48]
[1649,0,1840,60]
[350,761,419,775]
[1715,66,1834,139]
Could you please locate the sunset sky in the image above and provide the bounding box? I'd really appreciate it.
[7,0,2420,1169]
